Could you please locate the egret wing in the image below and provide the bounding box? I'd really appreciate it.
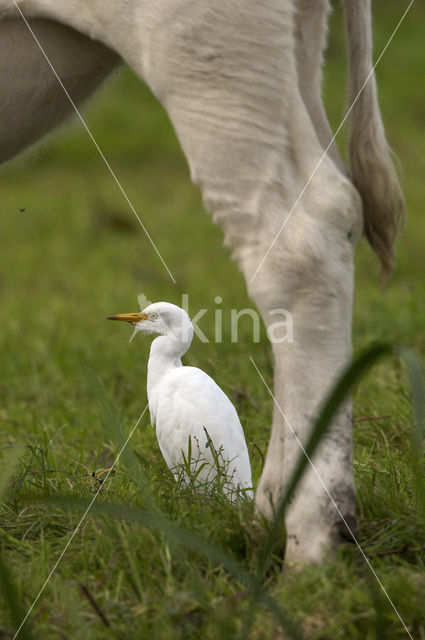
[155,366,253,493]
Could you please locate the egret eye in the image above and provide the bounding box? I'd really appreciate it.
[150,312,158,320]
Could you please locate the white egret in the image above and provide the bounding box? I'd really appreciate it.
[108,302,254,500]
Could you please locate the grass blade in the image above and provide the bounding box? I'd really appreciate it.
[19,493,304,640]
[257,343,393,575]
[401,348,425,523]
[0,552,35,640]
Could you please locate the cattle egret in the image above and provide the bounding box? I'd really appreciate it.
[108,302,253,500]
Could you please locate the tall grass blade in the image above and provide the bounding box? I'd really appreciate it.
[257,343,393,575]
[401,348,425,523]
[19,493,304,640]
[0,451,34,640]
[402,349,425,442]
[0,553,35,640]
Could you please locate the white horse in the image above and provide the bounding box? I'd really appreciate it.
[0,0,404,564]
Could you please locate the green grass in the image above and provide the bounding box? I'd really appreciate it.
[1,2,425,638]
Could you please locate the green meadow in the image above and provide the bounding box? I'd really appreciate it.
[1,2,424,638]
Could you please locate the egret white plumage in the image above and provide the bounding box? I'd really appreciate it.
[108,302,253,500]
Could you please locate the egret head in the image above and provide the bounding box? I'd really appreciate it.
[108,301,194,345]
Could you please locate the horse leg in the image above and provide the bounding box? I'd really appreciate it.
[121,0,363,563]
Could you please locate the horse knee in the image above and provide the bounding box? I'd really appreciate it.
[246,174,363,318]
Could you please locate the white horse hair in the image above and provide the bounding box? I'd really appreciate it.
[0,0,404,564]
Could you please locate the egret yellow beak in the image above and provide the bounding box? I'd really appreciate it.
[107,312,148,324]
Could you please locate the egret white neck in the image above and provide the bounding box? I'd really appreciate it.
[147,334,192,422]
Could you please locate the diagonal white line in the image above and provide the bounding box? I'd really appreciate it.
[249,0,414,285]
[250,356,414,640]
[12,403,150,640]
[12,1,176,284]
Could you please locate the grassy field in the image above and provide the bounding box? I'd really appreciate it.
[1,2,424,638]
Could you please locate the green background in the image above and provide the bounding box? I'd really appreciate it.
[1,1,424,638]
